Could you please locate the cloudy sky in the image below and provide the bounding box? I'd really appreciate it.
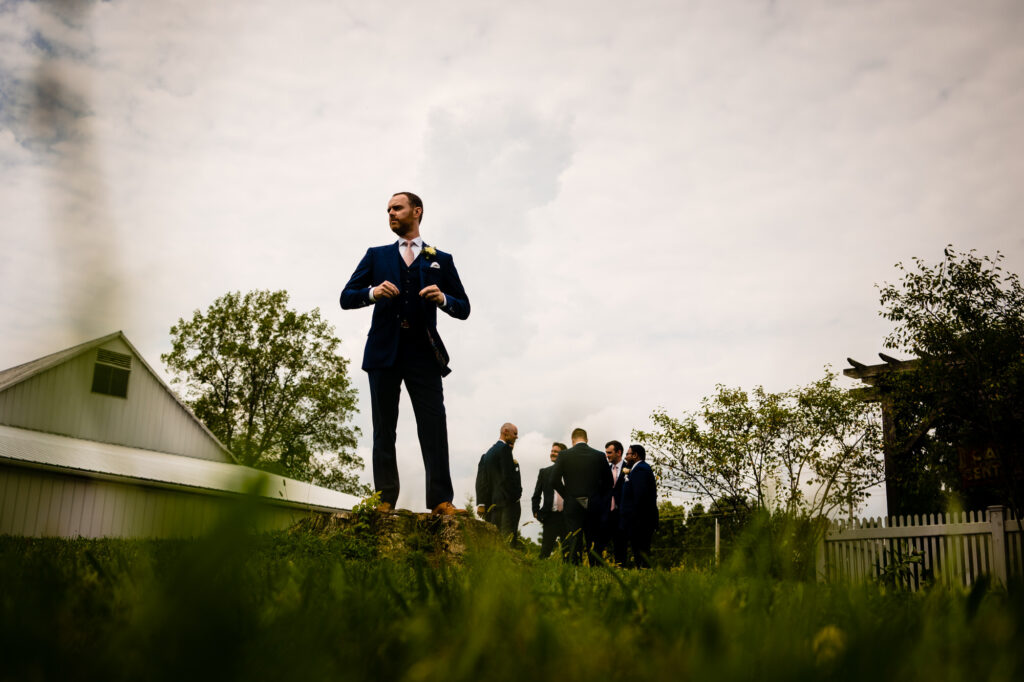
[2,0,1022,530]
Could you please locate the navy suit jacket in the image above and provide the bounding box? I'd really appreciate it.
[340,242,470,376]
[475,453,492,509]
[621,460,659,532]
[532,465,557,521]
[550,442,613,507]
[480,440,522,506]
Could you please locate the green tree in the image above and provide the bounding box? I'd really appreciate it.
[633,370,883,519]
[877,246,1024,513]
[649,501,688,567]
[684,503,717,565]
[162,290,366,495]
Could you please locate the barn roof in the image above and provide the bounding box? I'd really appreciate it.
[0,423,359,512]
[0,331,235,462]
[0,332,124,393]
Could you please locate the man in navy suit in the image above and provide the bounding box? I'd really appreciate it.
[475,451,492,519]
[340,192,470,515]
[477,423,522,542]
[532,441,568,559]
[550,428,613,564]
[604,440,628,565]
[620,444,659,568]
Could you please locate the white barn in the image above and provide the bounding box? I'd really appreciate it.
[0,331,358,537]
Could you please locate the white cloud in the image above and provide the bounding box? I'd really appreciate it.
[2,0,1023,524]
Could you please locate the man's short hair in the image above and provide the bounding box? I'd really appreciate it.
[570,427,587,442]
[552,442,567,452]
[605,440,623,454]
[628,444,646,461]
[393,191,423,221]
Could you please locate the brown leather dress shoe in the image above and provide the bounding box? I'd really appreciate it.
[431,501,468,516]
[376,502,393,512]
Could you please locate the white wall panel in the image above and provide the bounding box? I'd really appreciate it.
[0,463,314,539]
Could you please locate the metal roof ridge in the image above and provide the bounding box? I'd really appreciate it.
[0,424,359,511]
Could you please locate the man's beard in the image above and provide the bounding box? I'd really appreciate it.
[390,219,414,237]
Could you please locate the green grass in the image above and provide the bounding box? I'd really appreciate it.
[1,515,1022,682]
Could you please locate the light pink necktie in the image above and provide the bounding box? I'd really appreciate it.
[402,240,415,266]
[611,464,619,510]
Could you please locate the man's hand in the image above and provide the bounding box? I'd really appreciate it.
[476,505,486,518]
[419,284,445,306]
[373,281,399,299]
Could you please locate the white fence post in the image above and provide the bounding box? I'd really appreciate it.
[714,517,720,566]
[815,521,827,582]
[988,505,1008,586]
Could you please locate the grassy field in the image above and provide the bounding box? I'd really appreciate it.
[1,511,1022,682]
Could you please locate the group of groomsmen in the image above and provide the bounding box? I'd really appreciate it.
[475,424,659,567]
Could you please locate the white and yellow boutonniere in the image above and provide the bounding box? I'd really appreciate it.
[425,246,441,269]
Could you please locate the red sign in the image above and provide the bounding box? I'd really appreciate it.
[958,445,1021,488]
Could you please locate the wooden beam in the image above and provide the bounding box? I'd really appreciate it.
[843,357,919,382]
[849,386,881,402]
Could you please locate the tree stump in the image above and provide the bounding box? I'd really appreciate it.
[293,508,500,559]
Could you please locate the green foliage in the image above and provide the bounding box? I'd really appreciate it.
[651,500,752,569]
[339,491,385,556]
[722,510,825,581]
[875,541,927,592]
[2,533,1023,682]
[162,290,367,495]
[877,246,1024,513]
[649,501,689,567]
[634,370,883,518]
[650,502,822,577]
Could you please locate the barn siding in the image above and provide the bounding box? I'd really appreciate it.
[0,463,311,538]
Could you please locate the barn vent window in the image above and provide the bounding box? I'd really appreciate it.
[91,349,131,398]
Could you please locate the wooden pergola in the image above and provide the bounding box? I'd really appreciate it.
[844,354,919,516]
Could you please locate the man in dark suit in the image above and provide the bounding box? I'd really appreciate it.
[340,191,470,515]
[475,451,491,519]
[477,423,522,541]
[603,440,628,566]
[620,444,659,568]
[531,441,567,559]
[549,428,613,564]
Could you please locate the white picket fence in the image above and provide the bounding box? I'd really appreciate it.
[817,505,1024,590]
